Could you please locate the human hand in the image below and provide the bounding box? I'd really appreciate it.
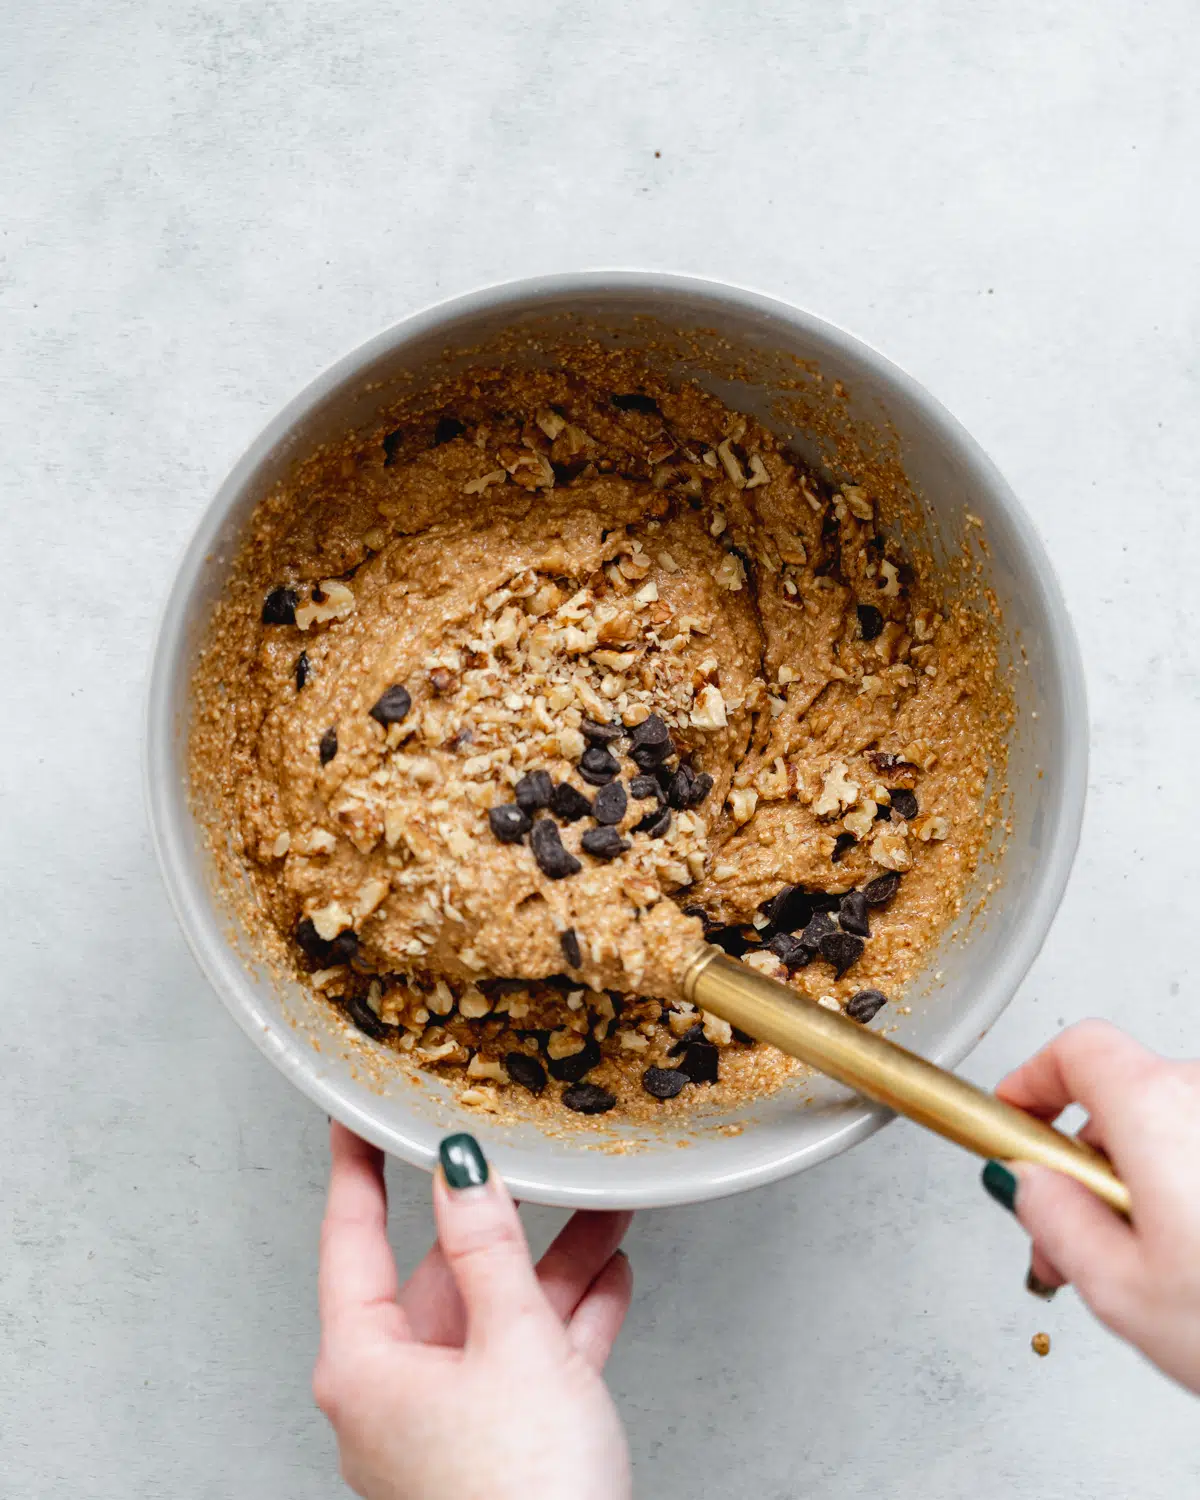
[314,1124,633,1500]
[982,1020,1200,1393]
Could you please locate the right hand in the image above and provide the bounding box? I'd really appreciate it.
[987,1020,1200,1393]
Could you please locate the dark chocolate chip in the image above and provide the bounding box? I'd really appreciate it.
[369,684,412,726]
[328,929,361,965]
[262,587,298,625]
[515,770,554,814]
[611,392,660,414]
[530,817,582,879]
[592,781,628,825]
[862,870,902,906]
[548,1035,602,1083]
[665,764,695,810]
[690,772,714,806]
[839,891,871,938]
[434,415,466,445]
[634,806,672,838]
[560,927,582,968]
[319,727,338,765]
[799,910,838,950]
[581,718,623,744]
[846,989,888,1024]
[857,604,884,641]
[760,885,817,934]
[488,804,532,844]
[629,713,671,752]
[343,993,387,1041]
[628,775,663,801]
[888,788,919,822]
[681,904,715,932]
[668,1022,707,1055]
[679,1041,719,1085]
[819,930,865,978]
[562,1081,617,1115]
[581,825,630,860]
[768,932,813,970]
[642,1066,689,1100]
[295,650,310,690]
[732,1026,756,1045]
[831,832,856,863]
[504,1051,547,1094]
[549,782,592,822]
[294,917,331,965]
[709,925,756,957]
[382,428,405,465]
[874,803,892,821]
[579,745,621,785]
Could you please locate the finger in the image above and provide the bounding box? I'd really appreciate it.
[1026,1244,1065,1299]
[537,1211,634,1322]
[318,1123,406,1342]
[1013,1163,1142,1326]
[995,1020,1159,1124]
[433,1134,560,1352]
[568,1251,634,1370]
[398,1242,468,1347]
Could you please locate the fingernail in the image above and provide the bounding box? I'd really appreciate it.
[1026,1267,1058,1301]
[440,1133,489,1190]
[981,1159,1017,1213]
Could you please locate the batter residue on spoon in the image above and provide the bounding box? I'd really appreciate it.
[190,352,1007,1124]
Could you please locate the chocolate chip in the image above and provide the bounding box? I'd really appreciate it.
[831,832,856,863]
[862,870,901,905]
[760,885,817,934]
[709,925,756,957]
[611,392,659,413]
[504,1051,547,1094]
[562,1082,617,1114]
[294,917,331,965]
[560,927,582,968]
[691,772,714,805]
[768,932,812,970]
[434,415,466,444]
[635,806,671,838]
[628,775,663,801]
[839,891,871,937]
[874,803,892,821]
[382,428,405,465]
[642,1066,689,1100]
[581,825,630,860]
[579,745,621,785]
[819,930,865,978]
[857,603,884,641]
[343,994,387,1041]
[515,770,554,814]
[262,587,298,625]
[549,783,592,822]
[668,1022,707,1055]
[295,651,310,690]
[369,684,412,725]
[846,989,888,1024]
[799,910,838,950]
[328,929,361,965]
[488,804,532,844]
[592,781,628,825]
[319,727,338,765]
[581,718,623,744]
[665,764,712,810]
[679,1041,719,1085]
[628,713,671,761]
[888,788,919,821]
[732,1026,756,1045]
[530,817,582,878]
[548,1035,602,1083]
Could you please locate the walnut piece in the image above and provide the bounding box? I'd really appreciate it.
[812,760,859,817]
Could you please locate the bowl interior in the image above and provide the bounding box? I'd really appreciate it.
[146,275,1086,1208]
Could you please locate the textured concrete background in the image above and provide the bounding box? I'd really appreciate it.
[3,2,1199,1495]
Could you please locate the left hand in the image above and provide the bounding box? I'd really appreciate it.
[313,1123,634,1500]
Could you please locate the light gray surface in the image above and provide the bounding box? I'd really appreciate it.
[3,2,1198,1495]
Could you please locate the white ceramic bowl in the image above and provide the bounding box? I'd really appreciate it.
[146,273,1087,1209]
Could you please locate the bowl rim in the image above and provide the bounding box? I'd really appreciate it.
[145,270,1088,1208]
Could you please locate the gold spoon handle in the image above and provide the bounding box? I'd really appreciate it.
[683,944,1131,1219]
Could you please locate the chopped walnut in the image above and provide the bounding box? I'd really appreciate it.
[467,1055,507,1082]
[462,469,507,496]
[295,580,355,631]
[813,760,859,817]
[269,831,291,858]
[914,814,950,842]
[691,683,728,730]
[713,552,747,592]
[843,485,873,521]
[842,800,877,840]
[657,550,681,573]
[879,558,901,598]
[728,787,758,825]
[309,901,353,941]
[870,827,912,871]
[742,949,786,981]
[619,1031,649,1051]
[535,408,566,440]
[353,877,390,921]
[702,1011,734,1045]
[459,1086,500,1110]
[744,454,770,489]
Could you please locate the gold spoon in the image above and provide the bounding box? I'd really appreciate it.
[682,943,1131,1218]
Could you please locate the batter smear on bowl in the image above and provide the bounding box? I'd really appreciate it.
[190,353,1008,1123]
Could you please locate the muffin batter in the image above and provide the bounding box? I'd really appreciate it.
[190,354,1006,1121]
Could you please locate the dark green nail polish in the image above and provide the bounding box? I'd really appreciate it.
[1026,1267,1058,1301]
[982,1159,1017,1213]
[440,1133,489,1190]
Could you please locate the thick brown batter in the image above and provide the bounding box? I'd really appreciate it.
[190,353,1007,1124]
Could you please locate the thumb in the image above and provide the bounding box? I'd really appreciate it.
[433,1134,559,1351]
[997,1161,1142,1325]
